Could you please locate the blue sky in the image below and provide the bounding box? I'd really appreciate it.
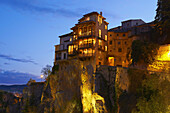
[0,0,157,84]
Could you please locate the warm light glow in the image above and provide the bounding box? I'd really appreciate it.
[105,25,107,30]
[79,28,82,36]
[86,17,90,21]
[108,57,114,66]
[70,38,72,41]
[105,35,107,41]
[81,66,107,113]
[105,46,107,51]
[79,40,82,45]
[68,45,73,52]
[99,40,102,46]
[148,45,170,72]
[99,29,101,38]
[41,75,43,78]
[83,49,88,54]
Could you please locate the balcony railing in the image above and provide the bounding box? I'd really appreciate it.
[68,50,78,56]
[79,31,91,37]
[79,43,94,49]
[98,45,105,51]
[79,53,93,57]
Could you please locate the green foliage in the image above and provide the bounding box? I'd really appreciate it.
[131,40,159,65]
[51,65,59,74]
[155,0,170,44]
[133,73,170,113]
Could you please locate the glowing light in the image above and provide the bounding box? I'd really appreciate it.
[81,66,107,113]
[148,45,170,72]
[41,75,43,78]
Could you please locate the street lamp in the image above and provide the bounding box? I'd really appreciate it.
[41,75,43,82]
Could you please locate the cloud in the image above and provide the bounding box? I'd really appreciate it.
[4,62,10,65]
[0,69,40,84]
[0,54,38,65]
[0,0,81,17]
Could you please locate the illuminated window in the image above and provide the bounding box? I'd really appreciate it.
[98,16,102,25]
[79,28,82,36]
[105,35,107,41]
[68,45,73,53]
[86,17,90,21]
[105,46,107,51]
[105,25,107,29]
[99,29,101,38]
[70,38,72,41]
[99,40,102,46]
[79,40,82,45]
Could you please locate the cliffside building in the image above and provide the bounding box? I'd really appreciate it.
[54,12,155,70]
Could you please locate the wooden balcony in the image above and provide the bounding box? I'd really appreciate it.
[79,43,95,49]
[78,53,93,58]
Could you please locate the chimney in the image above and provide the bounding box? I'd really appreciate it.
[100,12,102,16]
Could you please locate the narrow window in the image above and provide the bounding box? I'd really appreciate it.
[64,53,66,59]
[118,48,122,52]
[110,41,112,45]
[99,29,101,38]
[105,35,107,41]
[105,25,107,29]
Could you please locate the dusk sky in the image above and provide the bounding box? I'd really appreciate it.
[0,0,157,84]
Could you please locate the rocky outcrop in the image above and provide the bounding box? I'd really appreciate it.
[0,90,21,113]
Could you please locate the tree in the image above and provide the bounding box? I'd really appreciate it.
[41,65,52,80]
[131,40,159,66]
[155,0,170,44]
[132,73,170,113]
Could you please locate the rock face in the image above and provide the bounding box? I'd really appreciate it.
[0,90,21,113]
[22,82,45,113]
[21,63,131,113]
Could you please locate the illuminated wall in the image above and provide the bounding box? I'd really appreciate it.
[148,44,170,72]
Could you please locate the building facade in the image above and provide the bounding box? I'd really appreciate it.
[54,12,155,70]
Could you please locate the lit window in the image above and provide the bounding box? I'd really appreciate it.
[99,40,102,46]
[105,46,107,51]
[70,38,72,41]
[98,16,102,25]
[79,28,82,36]
[86,17,90,21]
[105,25,107,29]
[79,41,82,45]
[99,29,101,38]
[105,35,107,41]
